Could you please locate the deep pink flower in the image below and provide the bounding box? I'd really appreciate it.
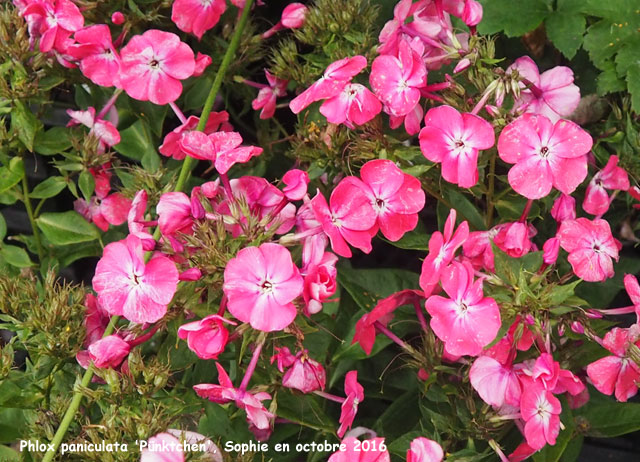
[275,349,326,393]
[178,315,236,360]
[193,52,212,77]
[319,83,382,128]
[223,243,303,332]
[87,335,131,369]
[360,159,425,241]
[419,209,469,295]
[159,113,232,160]
[443,0,483,26]
[194,363,274,434]
[508,56,580,122]
[251,70,288,119]
[419,105,495,188]
[389,101,423,135]
[282,169,309,201]
[557,218,620,282]
[520,385,562,450]
[425,261,501,356]
[171,0,226,40]
[586,328,640,402]
[141,433,185,462]
[262,3,308,38]
[290,56,368,114]
[128,190,156,251]
[370,39,426,117]
[119,30,195,105]
[180,131,263,175]
[583,155,630,216]
[303,252,338,315]
[111,11,125,25]
[624,274,640,321]
[22,0,84,53]
[92,235,179,324]
[74,193,131,232]
[406,437,443,462]
[89,163,113,200]
[68,25,120,87]
[493,222,536,258]
[337,370,364,438]
[157,192,194,238]
[67,107,121,151]
[498,114,592,199]
[550,193,576,223]
[328,437,390,462]
[310,178,378,258]
[542,237,560,265]
[83,293,110,347]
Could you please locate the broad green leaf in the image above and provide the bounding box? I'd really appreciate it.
[54,240,102,267]
[337,264,419,310]
[575,401,640,437]
[36,211,100,245]
[78,170,95,201]
[0,157,25,194]
[0,245,33,268]
[0,445,19,461]
[627,64,640,113]
[597,61,626,95]
[29,176,67,199]
[33,127,73,155]
[114,119,158,163]
[443,188,486,230]
[381,221,429,250]
[10,101,42,151]
[478,0,550,37]
[545,12,585,59]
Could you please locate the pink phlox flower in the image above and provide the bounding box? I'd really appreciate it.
[419,208,469,295]
[86,335,131,369]
[193,52,212,77]
[83,293,110,347]
[119,30,195,105]
[223,243,303,332]
[194,363,275,433]
[461,227,499,272]
[556,217,620,282]
[319,83,382,128]
[550,193,576,223]
[171,0,226,40]
[623,274,640,322]
[370,38,427,117]
[178,315,236,360]
[498,114,592,199]
[22,0,84,53]
[278,349,327,393]
[360,159,426,241]
[159,112,232,160]
[389,101,424,135]
[442,0,483,26]
[425,260,501,356]
[140,433,185,462]
[520,384,562,450]
[92,234,179,324]
[328,437,390,462]
[508,442,537,462]
[180,130,263,175]
[337,370,364,438]
[508,56,580,122]
[353,290,424,355]
[251,70,288,119]
[507,315,536,352]
[493,221,537,259]
[586,327,640,402]
[68,24,121,87]
[406,436,443,462]
[310,177,378,258]
[289,55,368,114]
[262,2,308,38]
[74,192,131,232]
[469,352,522,408]
[270,346,297,372]
[67,106,121,151]
[583,155,630,216]
[156,191,198,251]
[282,169,309,201]
[128,190,156,251]
[111,11,125,25]
[302,252,338,316]
[419,105,495,188]
[86,163,113,200]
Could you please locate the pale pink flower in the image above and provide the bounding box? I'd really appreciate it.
[557,218,620,282]
[303,252,338,315]
[623,274,640,321]
[469,355,521,408]
[223,243,303,332]
[360,159,425,241]
[310,178,378,258]
[319,83,382,128]
[67,107,121,151]
[406,437,444,462]
[520,385,562,450]
[493,222,536,258]
[370,39,427,117]
[443,0,483,27]
[171,0,226,40]
[337,370,364,438]
[508,56,580,122]
[68,25,121,87]
[128,190,156,251]
[92,235,179,324]
[425,261,501,356]
[156,192,194,240]
[550,194,576,223]
[462,228,498,272]
[119,30,195,105]
[178,315,236,360]
[140,433,184,462]
[542,237,560,265]
[586,328,640,402]
[159,113,232,160]
[328,437,389,462]
[22,0,84,53]
[74,193,131,232]
[282,169,309,201]
[419,105,495,188]
[289,56,368,114]
[251,70,288,119]
[87,335,130,369]
[583,155,630,216]
[419,209,469,295]
[498,114,592,199]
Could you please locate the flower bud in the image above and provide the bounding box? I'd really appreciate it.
[111,11,125,25]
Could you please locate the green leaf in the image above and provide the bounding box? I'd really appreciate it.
[0,445,19,461]
[54,240,102,267]
[627,64,640,113]
[0,245,33,268]
[0,157,25,195]
[33,127,73,155]
[0,212,6,240]
[114,120,158,163]
[443,188,486,230]
[478,0,550,37]
[576,401,640,437]
[78,170,95,201]
[381,221,429,250]
[597,61,626,95]
[337,264,419,310]
[545,12,585,59]
[36,211,100,245]
[29,176,67,199]
[10,101,42,151]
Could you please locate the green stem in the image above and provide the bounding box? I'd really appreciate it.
[41,316,118,462]
[21,174,44,261]
[174,0,255,194]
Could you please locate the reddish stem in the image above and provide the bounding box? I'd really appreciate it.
[239,340,264,391]
[169,101,188,124]
[127,323,161,348]
[519,199,534,223]
[96,89,122,120]
[374,321,410,351]
[413,300,428,332]
[314,390,345,404]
